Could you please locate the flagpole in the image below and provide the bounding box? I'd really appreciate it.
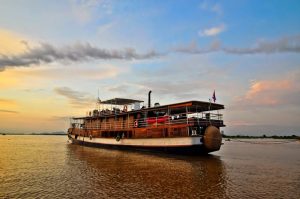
[208,98,212,125]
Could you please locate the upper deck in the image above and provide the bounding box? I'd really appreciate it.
[73,99,225,120]
[70,98,225,131]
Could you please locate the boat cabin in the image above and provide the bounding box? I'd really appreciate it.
[69,97,225,140]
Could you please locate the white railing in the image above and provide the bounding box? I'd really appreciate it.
[71,113,223,130]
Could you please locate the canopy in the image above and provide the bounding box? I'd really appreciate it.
[146,101,225,112]
[100,98,143,105]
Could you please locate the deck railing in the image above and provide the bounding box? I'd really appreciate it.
[71,113,223,131]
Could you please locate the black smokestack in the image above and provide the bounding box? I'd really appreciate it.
[148,90,152,108]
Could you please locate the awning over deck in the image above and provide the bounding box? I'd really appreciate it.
[147,101,224,112]
[100,98,143,105]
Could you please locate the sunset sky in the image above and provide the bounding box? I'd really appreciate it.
[0,0,300,135]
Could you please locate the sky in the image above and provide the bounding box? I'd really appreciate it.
[0,0,300,135]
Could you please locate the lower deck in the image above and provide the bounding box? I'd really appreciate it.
[70,134,203,147]
[69,135,213,154]
[68,124,223,153]
[69,119,223,140]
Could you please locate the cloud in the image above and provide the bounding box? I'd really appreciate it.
[78,65,125,79]
[54,87,94,107]
[107,85,129,93]
[128,55,232,103]
[211,3,223,15]
[134,78,213,102]
[244,80,291,102]
[0,29,28,55]
[234,71,300,109]
[70,0,113,24]
[174,35,300,54]
[224,35,300,54]
[199,24,226,37]
[200,1,223,15]
[0,99,18,114]
[0,98,16,105]
[97,21,117,35]
[173,40,221,54]
[0,42,161,70]
[5,63,125,82]
[0,109,19,114]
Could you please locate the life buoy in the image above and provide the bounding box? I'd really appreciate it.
[123,105,128,112]
[134,120,138,127]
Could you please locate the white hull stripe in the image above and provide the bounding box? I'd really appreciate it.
[71,135,203,147]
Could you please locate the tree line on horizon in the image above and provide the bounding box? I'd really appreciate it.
[222,133,299,139]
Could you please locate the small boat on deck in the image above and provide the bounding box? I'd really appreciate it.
[67,91,225,154]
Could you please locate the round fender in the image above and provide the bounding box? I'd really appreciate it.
[203,126,222,152]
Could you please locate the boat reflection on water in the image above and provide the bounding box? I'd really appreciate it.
[66,144,227,198]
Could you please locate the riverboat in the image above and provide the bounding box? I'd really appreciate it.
[67,91,225,153]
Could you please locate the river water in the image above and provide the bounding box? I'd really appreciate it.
[0,135,299,198]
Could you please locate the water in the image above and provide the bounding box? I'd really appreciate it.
[0,136,299,198]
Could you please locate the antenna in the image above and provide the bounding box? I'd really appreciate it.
[96,88,101,110]
[97,88,101,103]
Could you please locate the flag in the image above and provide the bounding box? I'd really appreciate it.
[212,90,216,103]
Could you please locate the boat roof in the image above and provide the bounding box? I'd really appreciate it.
[100,98,143,105]
[140,101,224,114]
[154,100,224,112]
[72,100,224,120]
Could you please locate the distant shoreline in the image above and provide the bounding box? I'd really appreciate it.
[222,134,300,140]
[1,133,66,136]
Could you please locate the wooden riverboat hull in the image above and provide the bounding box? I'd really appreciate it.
[68,135,220,154]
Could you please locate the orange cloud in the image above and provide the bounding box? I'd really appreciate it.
[0,98,18,115]
[245,80,292,100]
[0,67,22,88]
[0,98,16,106]
[235,73,299,108]
[0,29,28,55]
